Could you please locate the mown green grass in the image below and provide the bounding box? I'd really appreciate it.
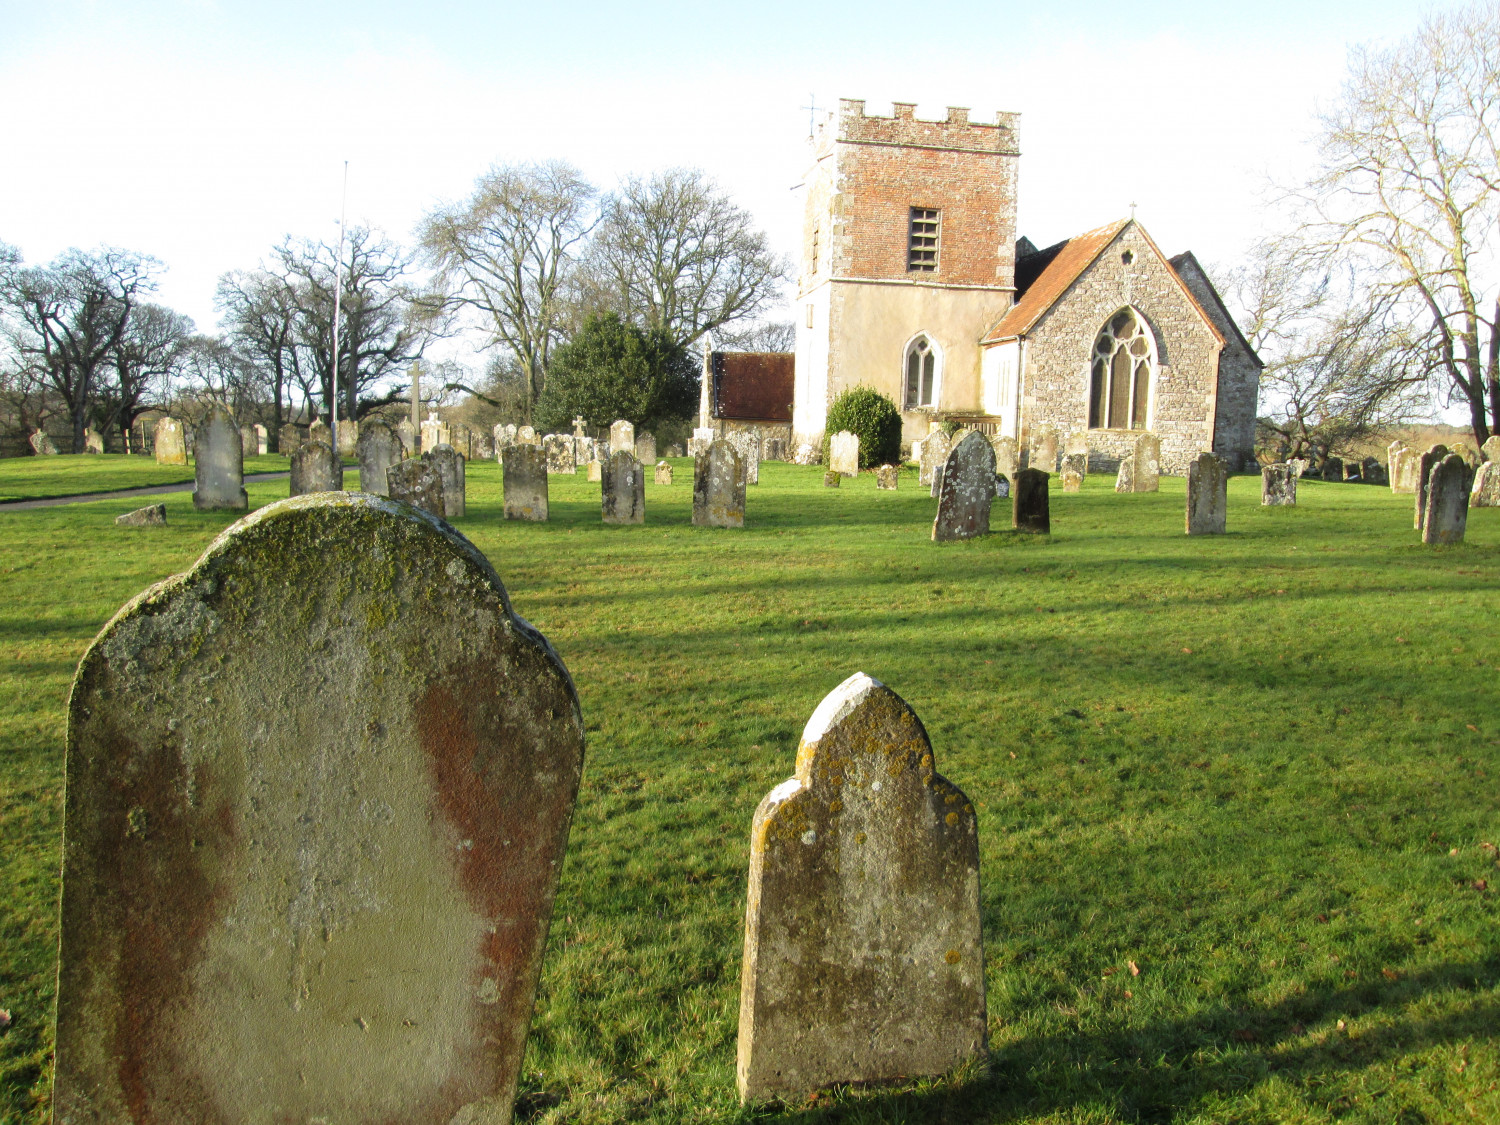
[0,453,291,502]
[1,463,1497,1123]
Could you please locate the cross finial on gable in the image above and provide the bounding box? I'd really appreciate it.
[801,94,823,138]
[1129,201,1138,221]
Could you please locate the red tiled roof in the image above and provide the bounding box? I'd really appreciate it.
[982,220,1128,344]
[713,352,795,423]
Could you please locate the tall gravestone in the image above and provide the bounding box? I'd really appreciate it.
[544,434,576,474]
[254,423,269,455]
[356,421,403,498]
[1186,452,1229,535]
[1415,444,1450,531]
[1262,462,1297,506]
[1012,468,1050,533]
[1388,440,1411,493]
[1029,425,1059,472]
[424,444,466,520]
[394,419,417,456]
[728,431,761,485]
[492,423,512,458]
[601,450,645,525]
[829,431,859,477]
[309,420,332,450]
[336,420,358,458]
[1114,456,1137,492]
[278,424,302,457]
[193,404,249,511]
[1471,462,1500,507]
[990,434,1017,480]
[1422,453,1472,544]
[636,430,657,464]
[932,432,998,542]
[240,425,257,457]
[1131,432,1161,492]
[610,419,635,459]
[83,427,105,455]
[736,673,985,1102]
[1060,452,1087,493]
[289,439,342,496]
[655,461,673,486]
[386,458,445,517]
[29,430,58,455]
[154,417,187,466]
[693,440,745,528]
[54,493,585,1125]
[503,444,548,521]
[420,416,449,453]
[917,432,949,487]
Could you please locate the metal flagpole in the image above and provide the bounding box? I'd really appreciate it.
[331,161,349,440]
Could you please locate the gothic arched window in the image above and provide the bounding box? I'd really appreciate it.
[1088,309,1155,430]
[905,336,937,408]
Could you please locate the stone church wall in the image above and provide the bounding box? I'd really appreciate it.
[1170,254,1261,470]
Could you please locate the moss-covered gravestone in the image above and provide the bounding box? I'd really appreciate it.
[736,673,986,1102]
[932,431,998,541]
[875,463,898,490]
[1186,452,1229,535]
[502,444,548,522]
[1262,462,1297,506]
[693,440,745,528]
[55,493,585,1124]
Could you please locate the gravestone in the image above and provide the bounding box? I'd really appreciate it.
[1415,445,1450,531]
[492,423,512,457]
[309,420,332,449]
[236,425,257,457]
[736,672,985,1102]
[929,464,943,498]
[1131,432,1161,492]
[517,425,539,446]
[1470,462,1500,507]
[544,433,576,475]
[386,458,445,516]
[420,416,449,452]
[1422,453,1472,544]
[1321,456,1344,482]
[1388,440,1410,492]
[601,451,645,525]
[356,421,403,498]
[193,404,248,511]
[829,431,859,477]
[1012,468,1050,533]
[289,439,342,496]
[115,503,166,527]
[54,493,584,1125]
[729,431,761,484]
[1060,452,1087,493]
[154,418,186,465]
[693,440,745,528]
[1389,446,1415,492]
[823,471,841,488]
[994,474,1011,500]
[1029,425,1059,473]
[919,431,950,487]
[1482,435,1500,463]
[278,424,302,456]
[876,463,898,490]
[1114,456,1136,492]
[81,427,104,455]
[610,419,636,458]
[254,423,269,455]
[1063,431,1089,459]
[792,442,819,465]
[449,424,473,460]
[424,444,466,519]
[1450,441,1478,468]
[336,420,358,458]
[636,430,657,464]
[1288,457,1310,479]
[990,435,1018,480]
[1061,468,1082,493]
[587,461,602,482]
[655,461,673,486]
[503,444,548,521]
[667,443,684,458]
[1262,462,1297,506]
[1186,452,1229,535]
[932,432,998,542]
[763,437,786,462]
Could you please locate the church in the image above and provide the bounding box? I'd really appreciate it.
[788,99,1261,473]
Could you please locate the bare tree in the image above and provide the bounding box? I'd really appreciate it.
[420,162,596,426]
[583,169,788,349]
[1298,2,1500,444]
[217,266,302,430]
[101,303,194,448]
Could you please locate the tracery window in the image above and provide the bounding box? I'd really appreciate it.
[905,336,937,408]
[1088,308,1154,429]
[908,208,939,271]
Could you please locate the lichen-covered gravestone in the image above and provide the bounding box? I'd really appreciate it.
[425,444,466,519]
[990,434,1017,480]
[932,432,998,542]
[728,431,761,485]
[84,427,105,455]
[693,440,745,527]
[1262,463,1297,506]
[154,417,187,466]
[1482,435,1500,464]
[1422,453,1472,544]
[876,464,898,490]
[115,503,167,527]
[601,450,645,525]
[309,419,332,448]
[736,672,985,1102]
[610,419,635,458]
[829,431,859,477]
[1471,462,1500,507]
[823,471,840,488]
[516,425,539,447]
[1028,424,1059,473]
[918,431,950,487]
[655,461,673,486]
[336,419,359,457]
[1130,432,1161,492]
[1114,455,1137,493]
[356,421,403,499]
[503,444,548,522]
[1060,452,1087,493]
[1288,458,1309,479]
[636,430,657,464]
[1012,468,1050,533]
[387,458,445,517]
[1415,445,1450,531]
[193,404,249,511]
[1388,440,1411,493]
[1186,452,1229,535]
[544,434,575,475]
[278,424,302,457]
[54,493,585,1125]
[289,439,342,496]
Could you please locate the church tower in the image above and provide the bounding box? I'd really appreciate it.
[792,99,1021,446]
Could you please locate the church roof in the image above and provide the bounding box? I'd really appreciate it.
[712,352,795,423]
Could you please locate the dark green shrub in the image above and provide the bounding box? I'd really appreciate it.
[536,313,697,434]
[824,386,901,470]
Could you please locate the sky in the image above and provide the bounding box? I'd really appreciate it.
[0,0,1439,360]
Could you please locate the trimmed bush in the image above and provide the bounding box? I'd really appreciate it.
[825,386,901,470]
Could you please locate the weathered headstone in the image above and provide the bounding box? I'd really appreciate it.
[1415,444,1450,531]
[1060,452,1087,493]
[728,431,761,485]
[1060,468,1082,493]
[829,431,859,477]
[792,442,819,465]
[1288,457,1310,479]
[918,431,950,487]
[424,444,466,519]
[336,419,358,457]
[694,440,745,528]
[636,430,657,464]
[386,457,445,516]
[1114,456,1136,492]
[655,461,673,486]
[308,419,332,449]
[1186,452,1229,535]
[492,423,512,457]
[503,444,548,521]
[1012,468,1050,533]
[1131,432,1161,492]
[763,437,786,462]
[517,425,539,446]
[1471,461,1500,507]
[929,464,944,498]
[586,460,602,482]
[54,493,585,1125]
[254,423,268,455]
[193,404,249,511]
[990,434,1018,480]
[689,426,716,457]
[278,423,302,457]
[289,439,342,495]
[1422,454,1472,544]
[876,463,898,490]
[823,471,841,488]
[420,415,449,452]
[544,433,576,475]
[1063,431,1089,459]
[932,432,998,542]
[995,473,1010,499]
[1321,456,1344,482]
[154,418,186,465]
[667,443,685,458]
[240,425,257,458]
[1262,462,1297,506]
[356,421,403,498]
[1387,440,1410,492]
[609,419,636,458]
[1029,424,1059,473]
[736,672,985,1102]
[601,451,645,525]
[84,427,104,455]
[1482,435,1500,464]
[115,503,166,527]
[1450,441,1478,468]
[1389,446,1416,493]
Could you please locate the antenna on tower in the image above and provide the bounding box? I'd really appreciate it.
[801,94,823,139]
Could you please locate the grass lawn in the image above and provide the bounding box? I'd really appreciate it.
[1,461,1497,1123]
[0,453,293,502]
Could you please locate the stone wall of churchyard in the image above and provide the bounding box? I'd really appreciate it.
[706,419,793,448]
[1020,225,1221,476]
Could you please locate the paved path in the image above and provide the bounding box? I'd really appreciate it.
[0,472,290,511]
